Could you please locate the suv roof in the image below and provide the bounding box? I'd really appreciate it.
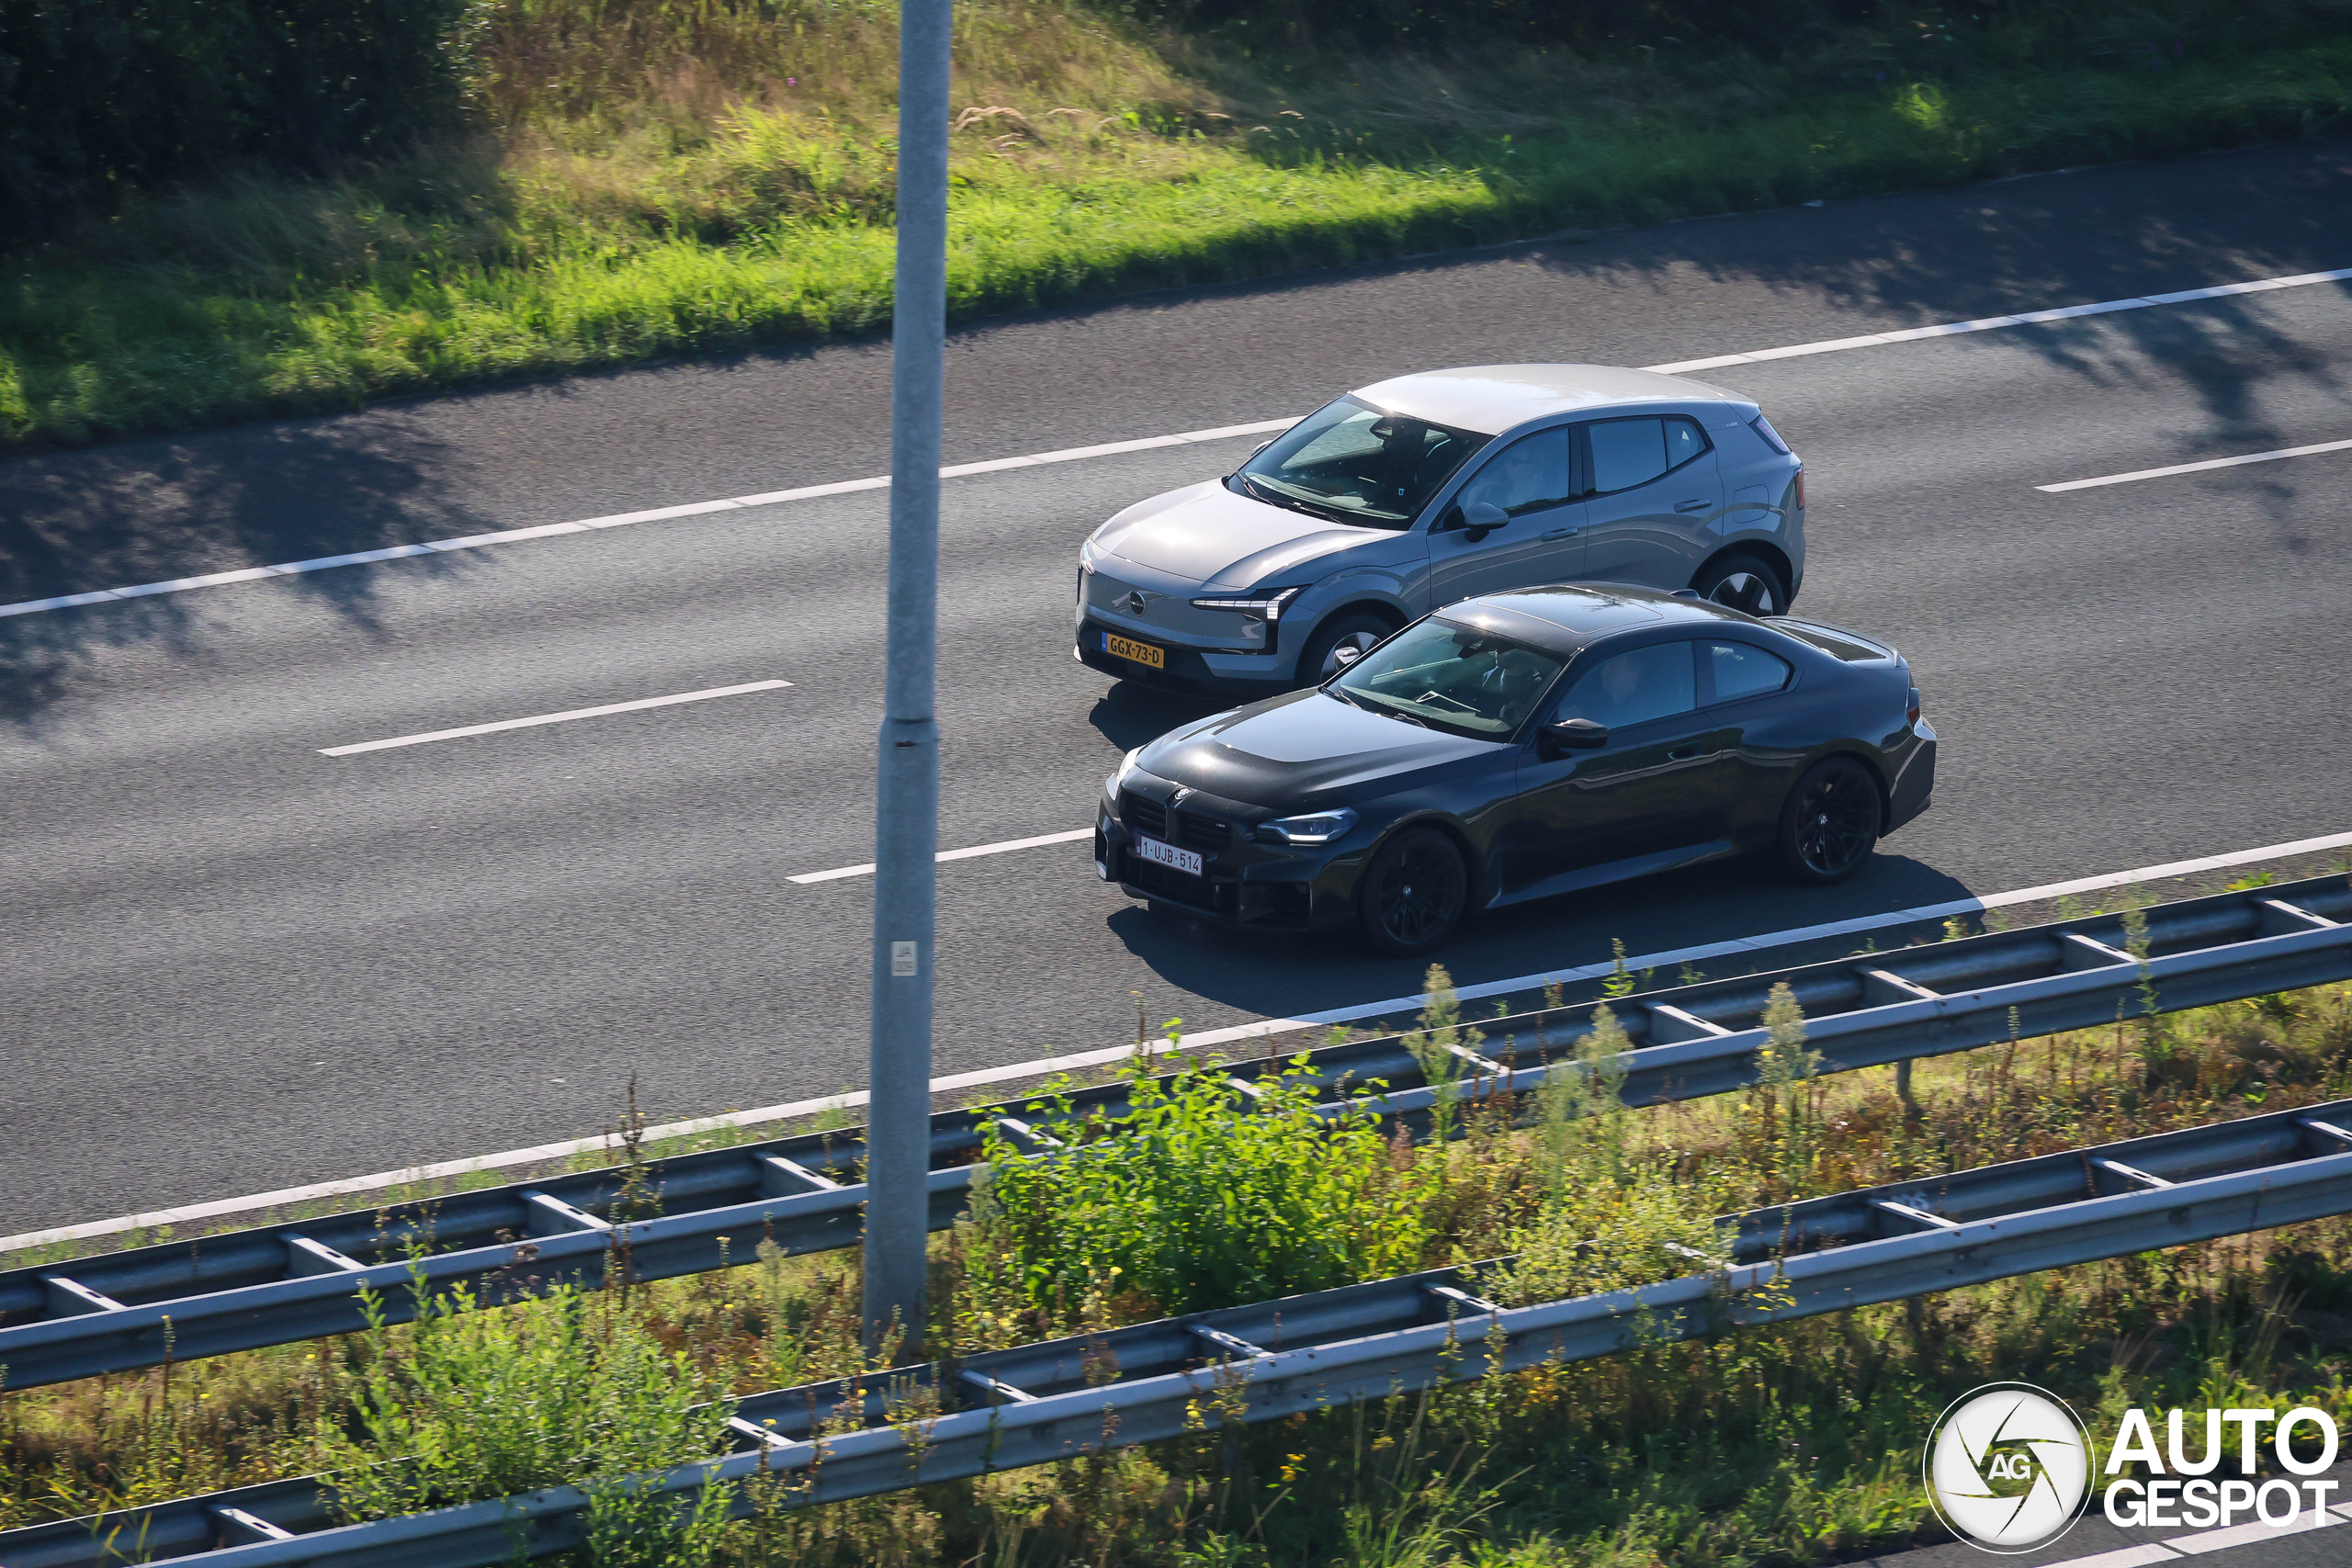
[1353,364,1742,435]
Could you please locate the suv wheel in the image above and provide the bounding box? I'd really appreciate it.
[1356,827,1468,956]
[1692,552,1789,616]
[1776,757,1882,885]
[1298,611,1393,686]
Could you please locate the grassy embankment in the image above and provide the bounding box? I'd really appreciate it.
[7,892,2352,1565]
[4,1,2352,448]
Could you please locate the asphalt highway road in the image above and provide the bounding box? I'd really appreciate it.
[5,142,2351,1235]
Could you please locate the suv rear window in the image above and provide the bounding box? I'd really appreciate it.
[1775,618,1892,662]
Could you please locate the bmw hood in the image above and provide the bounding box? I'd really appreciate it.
[1138,689,1504,809]
[1093,479,1373,588]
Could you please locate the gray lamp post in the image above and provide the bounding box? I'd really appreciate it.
[863,0,953,1356]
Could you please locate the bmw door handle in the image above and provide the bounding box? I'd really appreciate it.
[1668,743,1709,761]
[1674,499,1712,513]
[1541,526,1579,541]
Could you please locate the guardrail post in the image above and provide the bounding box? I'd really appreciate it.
[865,0,954,1357]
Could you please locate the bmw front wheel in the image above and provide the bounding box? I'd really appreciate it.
[1356,827,1468,956]
[1776,757,1882,885]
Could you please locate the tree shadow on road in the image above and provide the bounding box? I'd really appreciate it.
[0,413,495,730]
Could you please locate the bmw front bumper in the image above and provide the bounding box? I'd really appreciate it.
[1095,780,1363,933]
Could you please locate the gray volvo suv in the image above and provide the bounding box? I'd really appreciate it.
[1075,365,1805,693]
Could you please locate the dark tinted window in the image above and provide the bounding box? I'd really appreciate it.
[1560,642,1697,729]
[1455,428,1573,518]
[1588,415,1710,495]
[1588,418,1668,493]
[1666,416,1708,469]
[1706,641,1792,703]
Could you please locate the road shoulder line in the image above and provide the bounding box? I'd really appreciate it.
[8,827,2346,1260]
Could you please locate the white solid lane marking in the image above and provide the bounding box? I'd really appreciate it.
[788,828,1096,884]
[2038,435,2352,491]
[2166,1508,2341,1553]
[2031,1547,2179,1568]
[10,826,2348,1259]
[1642,265,2352,375]
[318,679,790,756]
[8,264,2351,623]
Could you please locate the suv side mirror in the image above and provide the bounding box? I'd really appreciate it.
[1461,501,1509,541]
[1537,716,1609,758]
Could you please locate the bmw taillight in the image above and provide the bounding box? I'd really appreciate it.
[1906,687,1922,725]
[1794,468,1806,512]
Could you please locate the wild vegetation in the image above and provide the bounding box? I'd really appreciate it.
[4,0,2352,446]
[7,925,2352,1565]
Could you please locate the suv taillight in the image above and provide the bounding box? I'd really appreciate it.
[1906,687,1922,725]
[1794,468,1805,512]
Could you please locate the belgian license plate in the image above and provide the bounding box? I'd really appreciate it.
[1103,630,1165,671]
[1131,833,1202,877]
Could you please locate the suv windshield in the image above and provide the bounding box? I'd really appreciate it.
[1231,397,1488,529]
[1329,617,1564,739]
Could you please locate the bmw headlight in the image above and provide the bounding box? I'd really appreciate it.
[1252,807,1358,846]
[1106,746,1144,801]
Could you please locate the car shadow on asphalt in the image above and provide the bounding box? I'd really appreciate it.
[1085,682,1232,751]
[1103,848,1979,1031]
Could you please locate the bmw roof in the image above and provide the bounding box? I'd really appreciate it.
[1438,583,1758,657]
[1351,364,1744,435]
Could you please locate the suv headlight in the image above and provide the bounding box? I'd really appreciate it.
[1106,746,1144,801]
[1252,807,1357,846]
[1191,586,1304,620]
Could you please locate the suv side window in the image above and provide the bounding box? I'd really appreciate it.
[1585,415,1713,496]
[1558,642,1698,729]
[1702,640,1792,704]
[1451,427,1574,521]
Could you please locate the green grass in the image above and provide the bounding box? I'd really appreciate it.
[6,30,2352,449]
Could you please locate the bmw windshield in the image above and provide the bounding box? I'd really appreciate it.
[1329,617,1565,739]
[1231,397,1488,528]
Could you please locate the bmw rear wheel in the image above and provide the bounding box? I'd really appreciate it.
[1356,827,1468,956]
[1777,757,1882,885]
[1692,552,1789,617]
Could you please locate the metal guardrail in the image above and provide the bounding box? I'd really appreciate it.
[14,1095,2352,1566]
[3,873,2346,1392]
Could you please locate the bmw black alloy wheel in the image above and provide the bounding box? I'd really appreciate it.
[1363,829,1466,953]
[1791,762,1879,878]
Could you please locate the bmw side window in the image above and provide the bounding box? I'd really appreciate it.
[1450,428,1573,523]
[1702,641,1792,705]
[1558,642,1698,730]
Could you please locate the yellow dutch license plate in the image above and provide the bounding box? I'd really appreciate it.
[1103,631,1165,671]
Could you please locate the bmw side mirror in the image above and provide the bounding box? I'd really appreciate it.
[1538,716,1609,758]
[1462,501,1509,542]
